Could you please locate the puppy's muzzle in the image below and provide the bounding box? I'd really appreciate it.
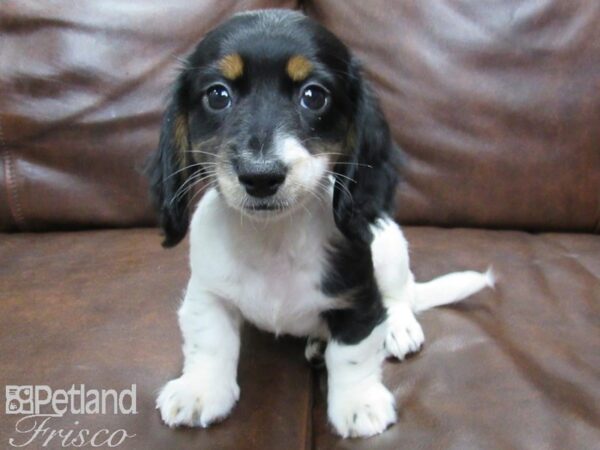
[236,160,287,198]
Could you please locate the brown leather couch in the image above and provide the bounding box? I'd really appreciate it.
[1,1,599,449]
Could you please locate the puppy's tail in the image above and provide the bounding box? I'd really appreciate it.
[411,267,495,314]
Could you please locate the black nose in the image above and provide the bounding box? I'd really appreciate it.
[237,162,286,198]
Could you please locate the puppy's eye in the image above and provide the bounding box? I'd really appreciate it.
[204,84,232,111]
[300,84,329,112]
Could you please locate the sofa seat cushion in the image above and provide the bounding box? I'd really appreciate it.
[313,228,600,449]
[1,227,598,449]
[0,229,312,450]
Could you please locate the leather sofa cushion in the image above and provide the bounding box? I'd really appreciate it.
[306,0,600,233]
[0,229,313,449]
[313,227,600,448]
[2,1,599,232]
[1,227,598,448]
[0,0,298,232]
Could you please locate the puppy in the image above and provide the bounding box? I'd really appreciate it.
[148,9,493,438]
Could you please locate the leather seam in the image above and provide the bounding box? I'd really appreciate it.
[0,119,26,230]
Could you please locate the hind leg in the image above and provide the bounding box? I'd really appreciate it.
[370,217,425,360]
[385,301,424,359]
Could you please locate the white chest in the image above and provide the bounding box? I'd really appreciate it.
[189,189,338,337]
[227,238,331,336]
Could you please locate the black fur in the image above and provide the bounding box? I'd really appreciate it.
[322,237,388,345]
[146,78,192,247]
[332,58,399,243]
[147,9,400,345]
[147,10,355,247]
[323,61,399,345]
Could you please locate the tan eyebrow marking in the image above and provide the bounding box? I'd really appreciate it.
[286,55,313,82]
[219,53,244,80]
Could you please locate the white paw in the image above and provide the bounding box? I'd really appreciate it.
[156,373,239,428]
[385,305,425,360]
[328,382,396,438]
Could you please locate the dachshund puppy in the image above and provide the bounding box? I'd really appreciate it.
[148,9,493,438]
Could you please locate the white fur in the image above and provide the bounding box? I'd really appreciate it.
[412,267,495,313]
[305,338,326,364]
[157,184,338,428]
[218,132,329,214]
[369,217,494,360]
[158,141,493,436]
[156,286,241,427]
[325,322,396,438]
[189,188,338,337]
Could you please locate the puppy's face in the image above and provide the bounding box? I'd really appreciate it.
[180,11,354,216]
[150,10,395,246]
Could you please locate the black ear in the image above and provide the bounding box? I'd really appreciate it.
[146,77,191,247]
[333,59,399,242]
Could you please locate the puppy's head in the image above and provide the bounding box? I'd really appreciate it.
[148,9,396,246]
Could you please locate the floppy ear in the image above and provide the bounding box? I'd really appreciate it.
[146,76,192,247]
[332,59,399,242]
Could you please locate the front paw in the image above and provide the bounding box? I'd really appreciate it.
[385,304,425,360]
[328,382,396,438]
[156,373,240,428]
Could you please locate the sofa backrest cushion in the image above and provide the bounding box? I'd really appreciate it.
[307,0,600,233]
[0,0,298,231]
[1,0,598,232]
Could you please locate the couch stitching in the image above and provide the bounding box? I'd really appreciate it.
[0,119,26,230]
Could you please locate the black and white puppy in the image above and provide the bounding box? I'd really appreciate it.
[149,9,493,438]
